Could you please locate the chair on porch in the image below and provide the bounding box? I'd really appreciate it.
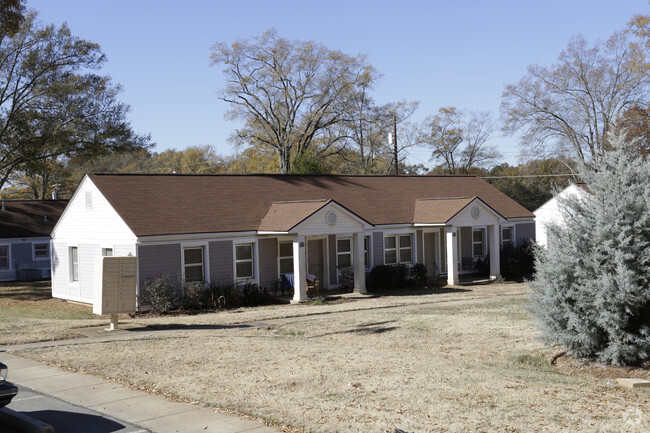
[306,274,319,297]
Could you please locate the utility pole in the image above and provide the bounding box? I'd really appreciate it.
[393,114,399,175]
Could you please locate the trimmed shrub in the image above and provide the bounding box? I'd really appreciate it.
[410,263,428,286]
[368,263,428,291]
[500,242,534,281]
[181,281,209,310]
[207,281,274,310]
[138,274,180,314]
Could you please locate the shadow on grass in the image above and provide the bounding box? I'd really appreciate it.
[130,323,266,332]
[0,281,52,301]
[368,287,472,297]
[310,320,400,338]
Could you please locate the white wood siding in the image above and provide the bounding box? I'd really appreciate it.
[448,200,500,227]
[51,176,137,303]
[114,245,136,256]
[534,184,585,247]
[294,204,365,236]
[51,243,69,299]
[79,244,99,302]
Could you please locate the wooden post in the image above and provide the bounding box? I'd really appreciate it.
[109,314,119,331]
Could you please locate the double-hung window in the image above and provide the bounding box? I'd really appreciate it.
[502,227,513,248]
[70,247,79,282]
[337,238,352,268]
[384,234,413,265]
[184,247,204,282]
[34,243,49,259]
[364,236,370,268]
[236,244,254,280]
[0,246,8,270]
[279,242,293,274]
[473,229,484,257]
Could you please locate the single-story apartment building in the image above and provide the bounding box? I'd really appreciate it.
[51,174,535,304]
[533,183,588,247]
[0,199,69,282]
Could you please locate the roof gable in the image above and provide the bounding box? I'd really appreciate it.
[258,200,331,232]
[414,197,475,224]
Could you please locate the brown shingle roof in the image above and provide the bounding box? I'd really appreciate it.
[0,200,69,239]
[259,200,331,232]
[87,174,534,237]
[413,197,477,224]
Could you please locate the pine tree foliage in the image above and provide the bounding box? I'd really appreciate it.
[530,131,650,366]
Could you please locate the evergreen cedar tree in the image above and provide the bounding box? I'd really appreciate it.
[530,131,650,366]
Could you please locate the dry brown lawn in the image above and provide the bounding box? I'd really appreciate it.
[10,283,650,433]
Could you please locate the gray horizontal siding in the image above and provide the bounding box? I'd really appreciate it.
[372,232,384,267]
[138,243,182,288]
[209,240,233,284]
[460,227,473,260]
[416,230,423,264]
[11,242,50,271]
[258,238,278,289]
[515,222,536,245]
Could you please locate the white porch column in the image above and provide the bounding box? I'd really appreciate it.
[291,235,308,303]
[352,232,367,294]
[446,227,459,286]
[489,224,501,278]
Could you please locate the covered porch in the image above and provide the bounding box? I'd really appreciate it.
[257,199,372,303]
[414,197,503,286]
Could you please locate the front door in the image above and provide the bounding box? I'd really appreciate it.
[307,239,324,288]
[424,232,437,277]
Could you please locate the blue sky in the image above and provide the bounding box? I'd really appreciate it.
[27,0,649,167]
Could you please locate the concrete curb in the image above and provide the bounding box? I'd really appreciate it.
[0,407,54,433]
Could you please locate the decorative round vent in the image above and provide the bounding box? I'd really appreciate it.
[471,206,480,220]
[326,211,337,226]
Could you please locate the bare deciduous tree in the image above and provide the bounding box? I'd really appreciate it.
[501,20,649,163]
[211,29,375,173]
[420,106,500,173]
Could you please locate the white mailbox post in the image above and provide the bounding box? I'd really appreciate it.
[93,256,137,330]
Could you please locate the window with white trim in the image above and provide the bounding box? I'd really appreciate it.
[337,238,351,268]
[364,236,370,268]
[70,247,79,282]
[384,234,413,265]
[472,229,484,257]
[0,245,8,270]
[235,244,254,279]
[502,227,513,248]
[279,241,293,274]
[399,234,412,263]
[184,247,204,282]
[33,243,49,259]
[102,248,113,257]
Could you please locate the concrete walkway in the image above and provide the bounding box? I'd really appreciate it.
[1,352,277,433]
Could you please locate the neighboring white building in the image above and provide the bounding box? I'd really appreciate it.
[534,183,588,247]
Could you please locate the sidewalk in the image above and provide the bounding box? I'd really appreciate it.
[1,352,277,433]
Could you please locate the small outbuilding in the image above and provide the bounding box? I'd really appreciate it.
[51,174,535,304]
